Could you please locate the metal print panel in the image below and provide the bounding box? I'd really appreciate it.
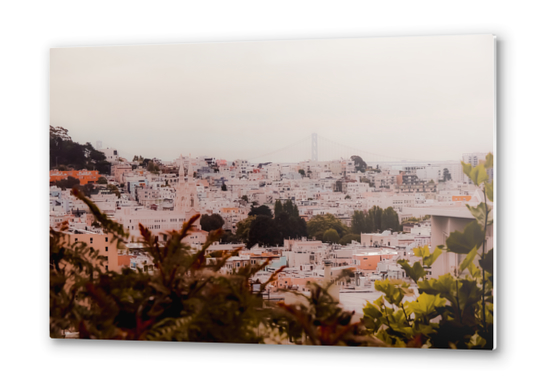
[50,34,496,349]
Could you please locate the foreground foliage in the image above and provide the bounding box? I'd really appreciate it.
[50,189,377,346]
[361,153,494,349]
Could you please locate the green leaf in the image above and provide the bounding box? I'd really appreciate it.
[374,280,408,307]
[479,249,493,284]
[363,301,383,320]
[484,153,493,169]
[461,162,473,178]
[459,247,478,274]
[462,161,489,186]
[485,181,494,202]
[458,280,483,316]
[424,246,442,267]
[413,245,431,258]
[466,203,493,228]
[397,260,426,282]
[407,293,446,320]
[446,221,485,255]
[418,274,455,297]
[413,245,442,267]
[467,261,481,278]
[467,332,487,349]
[479,249,493,274]
[470,163,489,186]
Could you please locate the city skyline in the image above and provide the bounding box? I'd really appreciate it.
[50,34,494,163]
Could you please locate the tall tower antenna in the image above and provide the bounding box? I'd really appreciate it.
[311,133,318,161]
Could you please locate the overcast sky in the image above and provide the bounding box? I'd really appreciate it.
[50,34,495,163]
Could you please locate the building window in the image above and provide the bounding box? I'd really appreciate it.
[90,238,93,244]
[105,247,108,252]
[105,237,108,242]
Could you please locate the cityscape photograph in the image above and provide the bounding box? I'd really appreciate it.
[49,34,495,349]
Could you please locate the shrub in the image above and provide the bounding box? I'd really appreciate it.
[361,153,494,349]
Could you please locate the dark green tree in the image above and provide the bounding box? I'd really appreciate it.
[274,200,283,217]
[247,215,281,248]
[106,184,121,198]
[220,230,239,244]
[200,214,225,232]
[50,126,111,174]
[339,233,361,245]
[249,205,273,217]
[381,207,400,232]
[443,168,452,181]
[322,229,340,244]
[307,214,348,241]
[368,206,383,232]
[273,200,307,241]
[351,210,366,234]
[350,155,367,173]
[53,176,81,190]
[147,161,160,174]
[235,216,255,244]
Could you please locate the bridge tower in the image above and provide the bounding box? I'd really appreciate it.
[311,133,318,161]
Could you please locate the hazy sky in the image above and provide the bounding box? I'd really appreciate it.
[50,34,495,163]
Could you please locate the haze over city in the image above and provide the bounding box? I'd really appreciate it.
[50,35,494,163]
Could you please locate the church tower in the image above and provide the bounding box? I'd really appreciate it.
[175,154,200,214]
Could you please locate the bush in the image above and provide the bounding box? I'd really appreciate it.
[361,153,494,349]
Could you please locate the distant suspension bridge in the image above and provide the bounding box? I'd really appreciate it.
[247,133,424,164]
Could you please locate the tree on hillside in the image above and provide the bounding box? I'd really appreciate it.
[50,126,111,174]
[351,210,366,234]
[200,214,225,232]
[221,183,227,191]
[442,168,452,181]
[106,184,121,198]
[351,155,367,173]
[235,216,255,244]
[274,200,283,217]
[274,199,307,240]
[53,176,80,190]
[73,183,97,198]
[97,176,108,184]
[307,214,348,241]
[368,206,383,232]
[339,233,361,245]
[248,205,272,217]
[147,161,160,174]
[50,126,72,142]
[322,229,340,244]
[381,207,400,232]
[247,215,281,248]
[298,169,305,177]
